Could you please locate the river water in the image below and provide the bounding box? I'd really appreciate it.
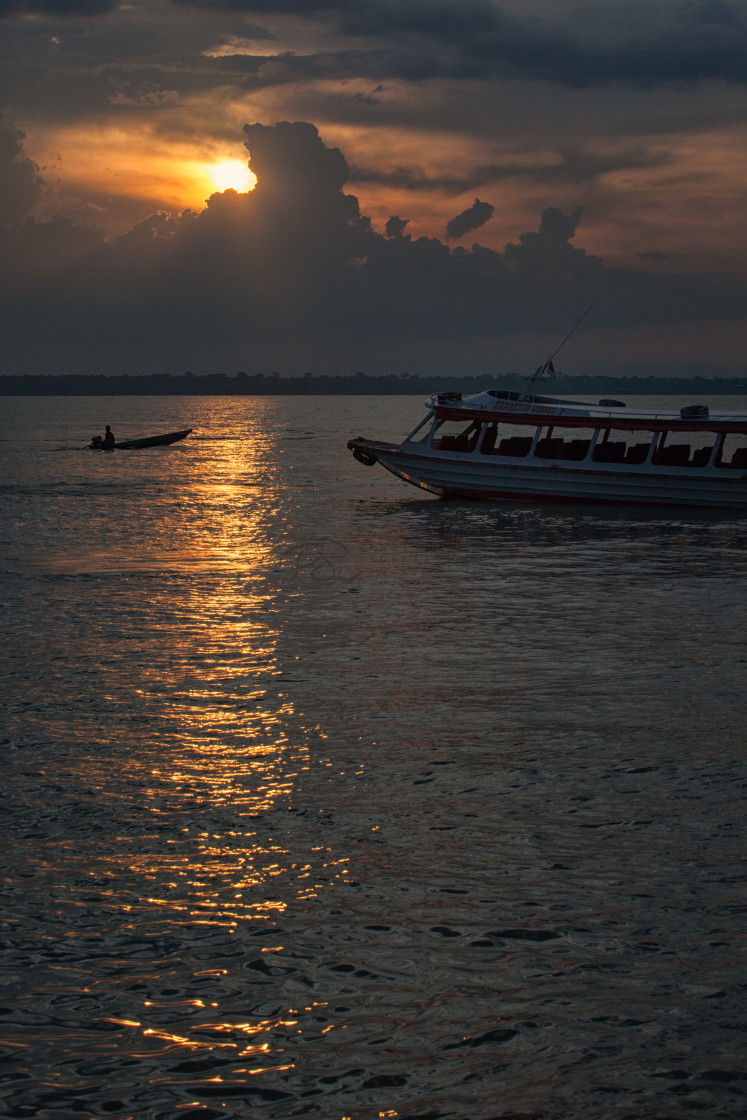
[2,394,746,1120]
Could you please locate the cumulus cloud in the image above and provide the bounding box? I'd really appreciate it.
[385,215,409,239]
[504,205,585,271]
[445,197,494,241]
[0,120,742,379]
[0,117,43,225]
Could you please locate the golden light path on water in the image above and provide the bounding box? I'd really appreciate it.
[78,425,353,1087]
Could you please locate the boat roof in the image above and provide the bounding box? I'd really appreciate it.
[428,389,747,433]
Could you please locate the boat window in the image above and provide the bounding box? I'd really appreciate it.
[622,435,655,464]
[650,429,721,468]
[432,419,482,452]
[716,432,747,469]
[690,440,717,467]
[486,389,522,401]
[493,423,537,457]
[528,425,597,461]
[407,414,437,443]
[593,429,654,465]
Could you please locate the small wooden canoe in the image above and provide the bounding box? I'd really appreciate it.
[89,429,193,450]
[116,429,192,449]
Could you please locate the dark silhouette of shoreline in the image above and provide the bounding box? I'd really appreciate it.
[1,372,745,396]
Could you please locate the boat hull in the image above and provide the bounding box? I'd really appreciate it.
[348,438,747,510]
[112,429,192,449]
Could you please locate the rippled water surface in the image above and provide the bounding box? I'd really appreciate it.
[2,394,747,1120]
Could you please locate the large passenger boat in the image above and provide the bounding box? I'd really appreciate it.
[347,388,747,509]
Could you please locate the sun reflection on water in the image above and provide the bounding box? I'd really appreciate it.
[5,412,369,1111]
[96,425,356,962]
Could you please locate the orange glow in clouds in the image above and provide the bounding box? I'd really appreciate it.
[24,123,256,224]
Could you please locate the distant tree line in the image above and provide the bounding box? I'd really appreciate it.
[0,371,745,396]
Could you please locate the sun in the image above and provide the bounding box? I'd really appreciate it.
[209,159,256,193]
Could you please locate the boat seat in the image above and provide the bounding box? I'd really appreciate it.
[654,444,691,466]
[535,437,564,459]
[592,442,626,463]
[625,442,650,464]
[497,436,532,457]
[731,447,747,469]
[691,446,714,467]
[561,439,591,461]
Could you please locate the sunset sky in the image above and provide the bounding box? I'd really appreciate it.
[1,0,745,378]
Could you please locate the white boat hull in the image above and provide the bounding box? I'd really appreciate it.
[359,441,747,510]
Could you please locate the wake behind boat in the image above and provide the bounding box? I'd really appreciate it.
[88,428,192,450]
[347,391,747,510]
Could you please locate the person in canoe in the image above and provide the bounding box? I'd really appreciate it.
[88,426,116,449]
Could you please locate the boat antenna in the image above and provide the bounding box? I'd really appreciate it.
[522,301,596,398]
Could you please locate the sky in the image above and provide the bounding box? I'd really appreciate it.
[0,0,745,379]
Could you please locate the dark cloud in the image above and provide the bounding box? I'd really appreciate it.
[0,7,266,131]
[0,121,741,378]
[0,117,43,224]
[171,0,329,12]
[2,1,745,88]
[503,206,588,279]
[171,0,747,87]
[445,197,494,241]
[0,0,118,16]
[243,120,351,203]
[385,215,408,239]
[348,162,491,194]
[348,142,669,199]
